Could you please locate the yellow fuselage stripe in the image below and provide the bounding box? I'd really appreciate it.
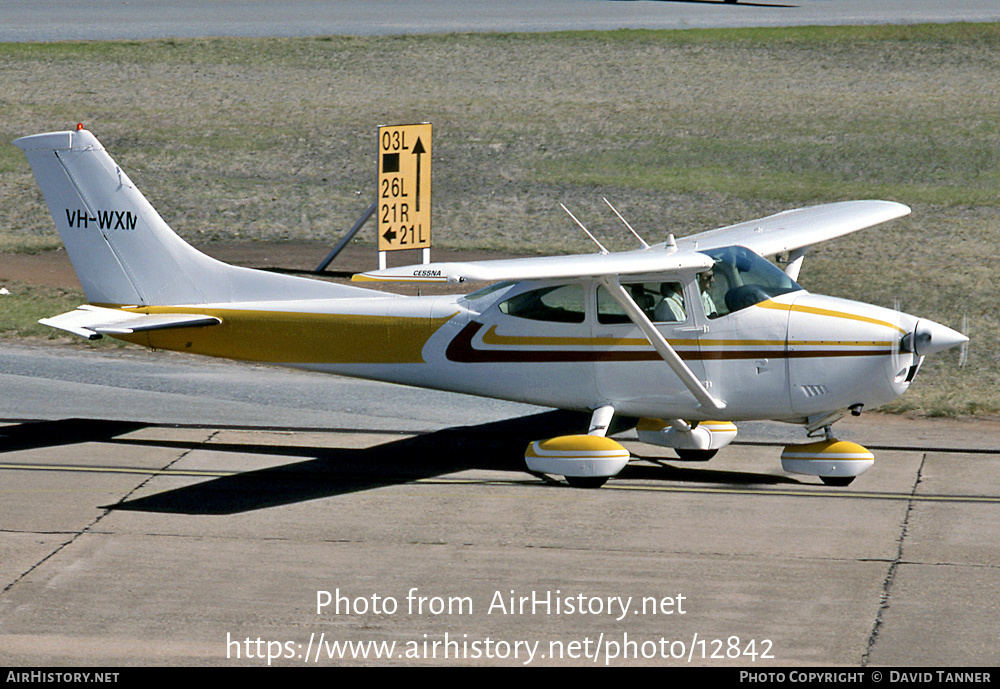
[755,299,907,334]
[97,295,901,365]
[114,307,454,364]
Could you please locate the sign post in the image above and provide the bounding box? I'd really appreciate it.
[377,123,431,269]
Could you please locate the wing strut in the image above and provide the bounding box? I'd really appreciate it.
[599,277,726,412]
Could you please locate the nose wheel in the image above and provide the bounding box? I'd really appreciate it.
[820,475,856,487]
[565,476,610,489]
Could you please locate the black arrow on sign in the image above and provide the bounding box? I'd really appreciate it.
[382,228,397,243]
[412,137,425,212]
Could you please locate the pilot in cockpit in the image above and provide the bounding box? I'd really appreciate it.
[698,270,719,319]
[654,282,686,322]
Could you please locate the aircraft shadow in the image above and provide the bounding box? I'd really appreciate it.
[105,410,591,514]
[1,415,799,515]
[0,418,148,452]
[620,458,799,486]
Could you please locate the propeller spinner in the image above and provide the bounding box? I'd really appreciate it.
[902,319,969,357]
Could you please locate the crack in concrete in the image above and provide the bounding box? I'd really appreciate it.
[861,452,926,666]
[0,430,218,596]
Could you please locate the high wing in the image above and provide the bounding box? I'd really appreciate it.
[353,248,713,284]
[354,200,909,284]
[671,200,910,256]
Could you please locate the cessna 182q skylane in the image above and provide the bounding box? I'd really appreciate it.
[15,128,967,487]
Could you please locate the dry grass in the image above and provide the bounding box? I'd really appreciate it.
[1,24,997,414]
[0,281,88,339]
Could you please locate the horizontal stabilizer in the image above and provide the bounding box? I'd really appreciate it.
[40,305,221,340]
[353,249,714,284]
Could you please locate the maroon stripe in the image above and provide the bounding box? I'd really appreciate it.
[445,321,891,364]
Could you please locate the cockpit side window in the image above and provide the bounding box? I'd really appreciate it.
[699,246,802,318]
[597,281,687,324]
[498,284,586,323]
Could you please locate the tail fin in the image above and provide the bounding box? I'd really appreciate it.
[14,129,376,306]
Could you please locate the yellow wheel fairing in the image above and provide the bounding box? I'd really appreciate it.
[528,435,629,455]
[635,419,738,452]
[780,439,875,479]
[636,418,736,434]
[698,420,739,432]
[525,435,630,479]
[636,417,669,432]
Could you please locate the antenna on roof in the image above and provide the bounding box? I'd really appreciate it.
[560,203,609,254]
[603,197,650,249]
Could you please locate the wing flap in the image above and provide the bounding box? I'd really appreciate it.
[40,305,221,340]
[353,249,714,284]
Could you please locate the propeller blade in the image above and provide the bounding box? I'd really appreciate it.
[958,314,969,367]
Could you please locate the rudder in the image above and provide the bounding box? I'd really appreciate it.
[15,129,216,305]
[15,128,377,306]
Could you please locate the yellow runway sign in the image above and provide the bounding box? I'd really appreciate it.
[378,123,431,252]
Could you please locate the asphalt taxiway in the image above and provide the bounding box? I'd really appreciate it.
[1,345,998,666]
[5,0,1000,42]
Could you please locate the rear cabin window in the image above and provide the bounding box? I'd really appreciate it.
[498,284,586,323]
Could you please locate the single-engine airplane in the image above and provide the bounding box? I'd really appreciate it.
[14,128,967,487]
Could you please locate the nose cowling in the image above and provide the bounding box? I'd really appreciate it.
[784,294,965,414]
[902,319,969,357]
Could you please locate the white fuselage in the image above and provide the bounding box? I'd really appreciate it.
[266,275,920,424]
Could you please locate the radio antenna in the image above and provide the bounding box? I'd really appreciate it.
[603,197,650,249]
[560,204,609,254]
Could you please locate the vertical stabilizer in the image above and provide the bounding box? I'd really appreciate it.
[14,129,378,306]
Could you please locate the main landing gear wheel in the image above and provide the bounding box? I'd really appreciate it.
[820,476,856,487]
[565,476,609,489]
[635,419,737,459]
[675,448,718,462]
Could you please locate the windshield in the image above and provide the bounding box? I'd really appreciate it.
[463,281,515,302]
[698,246,802,318]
